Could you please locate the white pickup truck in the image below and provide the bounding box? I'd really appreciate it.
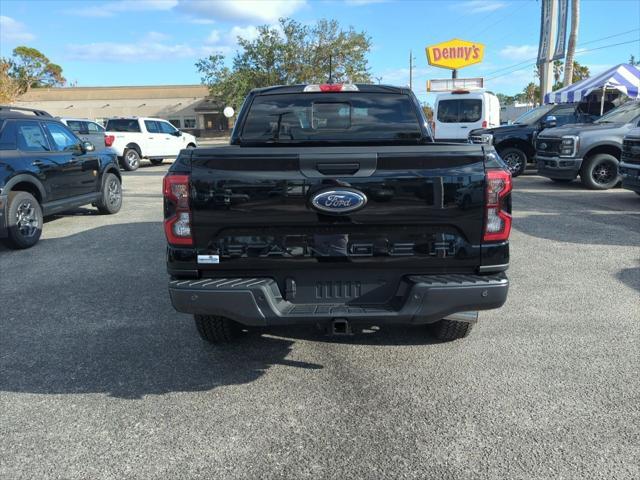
[105,117,198,171]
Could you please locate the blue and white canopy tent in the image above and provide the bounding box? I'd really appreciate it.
[544,63,640,114]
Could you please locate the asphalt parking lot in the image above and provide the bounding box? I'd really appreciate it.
[1,165,638,480]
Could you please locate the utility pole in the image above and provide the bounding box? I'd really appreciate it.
[408,50,417,90]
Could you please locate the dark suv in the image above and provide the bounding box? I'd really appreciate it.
[0,106,122,249]
[469,102,608,176]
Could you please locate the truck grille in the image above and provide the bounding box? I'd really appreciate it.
[535,137,562,156]
[622,138,640,165]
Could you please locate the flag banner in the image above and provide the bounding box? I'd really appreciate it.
[552,0,569,60]
[537,0,552,65]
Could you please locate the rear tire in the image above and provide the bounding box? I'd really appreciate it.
[149,159,163,166]
[194,315,242,344]
[96,173,122,214]
[499,147,527,177]
[580,154,620,190]
[2,191,42,249]
[428,318,474,341]
[122,148,141,171]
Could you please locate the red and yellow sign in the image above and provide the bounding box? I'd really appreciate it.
[426,39,484,70]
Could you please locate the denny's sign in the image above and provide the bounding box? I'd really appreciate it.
[426,39,484,70]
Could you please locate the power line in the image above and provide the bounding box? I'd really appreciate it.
[486,38,639,81]
[484,28,640,79]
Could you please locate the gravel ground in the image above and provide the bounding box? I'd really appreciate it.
[1,166,638,480]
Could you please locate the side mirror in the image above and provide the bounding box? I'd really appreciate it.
[174,130,182,137]
[83,141,95,152]
[542,115,557,129]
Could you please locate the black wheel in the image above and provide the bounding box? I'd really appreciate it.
[122,148,141,171]
[149,159,163,166]
[550,178,572,184]
[96,173,122,214]
[499,147,527,177]
[580,154,620,190]
[428,318,474,341]
[194,315,242,344]
[2,191,42,249]
[186,143,196,149]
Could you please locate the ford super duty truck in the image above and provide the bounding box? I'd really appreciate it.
[164,83,512,343]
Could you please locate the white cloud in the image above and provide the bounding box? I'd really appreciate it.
[500,44,538,61]
[72,0,177,18]
[458,0,507,13]
[0,16,35,43]
[176,0,305,23]
[66,41,193,62]
[205,30,221,45]
[65,30,233,62]
[226,25,260,43]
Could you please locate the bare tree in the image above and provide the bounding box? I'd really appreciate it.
[563,0,580,86]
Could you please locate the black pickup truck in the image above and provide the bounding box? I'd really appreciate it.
[164,84,511,343]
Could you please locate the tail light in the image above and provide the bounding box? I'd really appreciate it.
[482,120,487,128]
[163,173,193,246]
[104,134,114,147]
[303,83,359,92]
[483,169,512,242]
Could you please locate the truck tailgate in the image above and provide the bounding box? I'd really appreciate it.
[187,144,486,274]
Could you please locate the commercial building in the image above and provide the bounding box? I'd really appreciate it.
[14,84,230,137]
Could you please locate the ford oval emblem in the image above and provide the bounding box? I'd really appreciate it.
[311,189,367,214]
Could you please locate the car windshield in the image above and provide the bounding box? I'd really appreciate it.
[594,101,640,124]
[513,104,556,125]
[240,92,423,144]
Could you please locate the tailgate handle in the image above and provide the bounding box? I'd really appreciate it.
[316,162,360,175]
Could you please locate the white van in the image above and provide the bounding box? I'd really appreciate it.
[433,90,500,142]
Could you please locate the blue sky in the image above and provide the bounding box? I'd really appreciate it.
[1,0,639,104]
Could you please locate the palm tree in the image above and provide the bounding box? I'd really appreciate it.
[572,61,589,81]
[563,0,580,86]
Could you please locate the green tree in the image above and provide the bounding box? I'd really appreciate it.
[496,93,516,106]
[572,61,589,81]
[4,46,65,94]
[0,58,21,103]
[629,55,639,66]
[421,103,433,121]
[196,18,372,109]
[519,82,540,105]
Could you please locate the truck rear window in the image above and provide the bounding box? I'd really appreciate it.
[106,119,141,132]
[437,99,482,123]
[240,93,422,143]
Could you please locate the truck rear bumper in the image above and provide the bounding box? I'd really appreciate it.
[168,273,509,326]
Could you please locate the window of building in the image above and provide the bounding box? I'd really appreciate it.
[168,119,181,128]
[183,117,196,129]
